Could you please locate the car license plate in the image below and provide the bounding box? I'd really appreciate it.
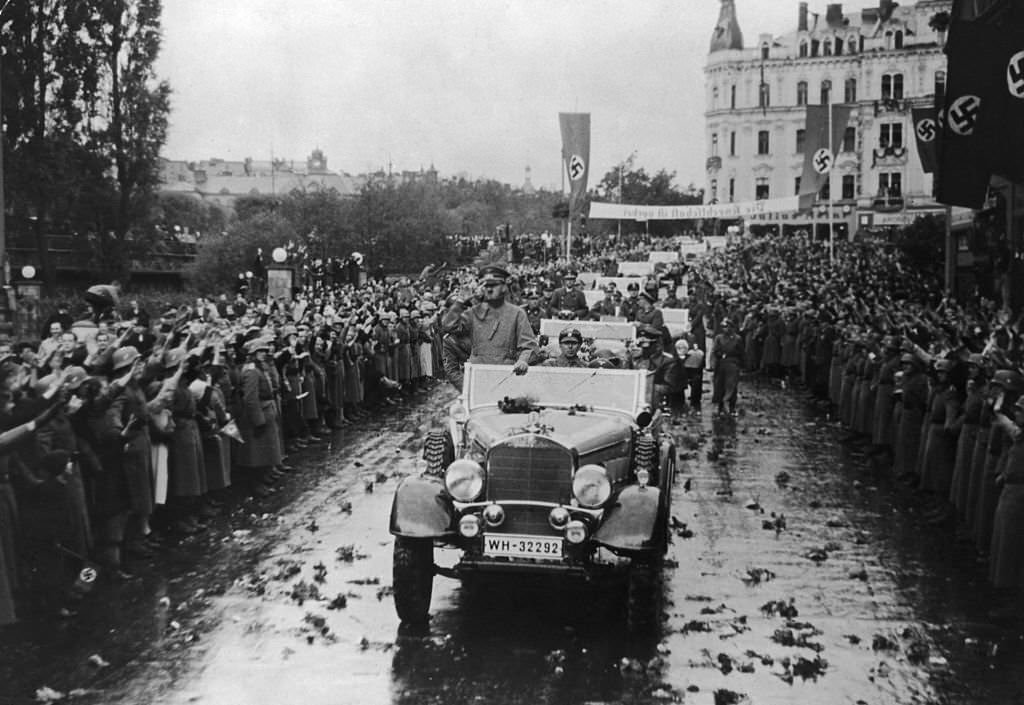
[483,534,563,560]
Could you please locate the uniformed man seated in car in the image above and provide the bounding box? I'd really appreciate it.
[442,265,537,375]
[543,327,587,368]
[631,324,684,408]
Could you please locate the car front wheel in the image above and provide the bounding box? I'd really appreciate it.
[393,536,434,625]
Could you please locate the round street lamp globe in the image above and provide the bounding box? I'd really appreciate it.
[271,247,287,263]
[245,270,253,279]
[21,265,36,279]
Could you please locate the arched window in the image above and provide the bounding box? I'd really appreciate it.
[823,38,832,56]
[934,70,947,97]
[797,81,808,106]
[835,37,844,55]
[799,40,809,58]
[820,79,832,105]
[848,35,858,53]
[894,30,903,49]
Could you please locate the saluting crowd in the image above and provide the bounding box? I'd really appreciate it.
[3,226,1022,625]
[685,233,1024,607]
[0,278,451,624]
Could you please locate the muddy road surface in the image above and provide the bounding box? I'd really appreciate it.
[1,377,1022,705]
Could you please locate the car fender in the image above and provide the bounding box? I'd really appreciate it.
[593,485,663,553]
[389,475,455,538]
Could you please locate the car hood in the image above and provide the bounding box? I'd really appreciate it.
[466,408,634,456]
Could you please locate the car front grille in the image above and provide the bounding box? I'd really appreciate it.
[486,437,573,504]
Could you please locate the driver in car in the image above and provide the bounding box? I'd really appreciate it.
[442,265,537,376]
[543,327,587,368]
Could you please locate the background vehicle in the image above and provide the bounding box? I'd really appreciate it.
[389,357,677,629]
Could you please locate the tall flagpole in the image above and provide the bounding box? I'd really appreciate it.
[827,94,835,266]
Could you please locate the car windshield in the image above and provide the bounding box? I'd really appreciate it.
[463,363,651,415]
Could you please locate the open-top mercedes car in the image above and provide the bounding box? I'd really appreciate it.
[389,356,677,629]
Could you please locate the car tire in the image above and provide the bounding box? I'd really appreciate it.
[393,536,433,625]
[626,561,661,632]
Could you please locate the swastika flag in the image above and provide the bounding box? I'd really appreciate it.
[936,19,1004,208]
[559,113,591,218]
[911,107,938,174]
[798,104,852,210]
[976,25,1024,183]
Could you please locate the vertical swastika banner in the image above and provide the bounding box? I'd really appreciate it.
[937,20,1004,208]
[977,26,1024,183]
[798,104,852,210]
[911,107,938,174]
[559,113,591,219]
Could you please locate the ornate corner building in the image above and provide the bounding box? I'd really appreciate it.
[704,0,952,236]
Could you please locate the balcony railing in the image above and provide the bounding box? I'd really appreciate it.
[874,98,908,115]
[872,144,908,167]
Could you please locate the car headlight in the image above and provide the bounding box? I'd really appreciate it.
[572,464,611,508]
[445,458,485,501]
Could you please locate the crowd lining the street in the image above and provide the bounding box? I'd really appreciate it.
[1,227,1022,626]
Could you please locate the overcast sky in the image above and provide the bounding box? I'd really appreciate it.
[157,1,883,190]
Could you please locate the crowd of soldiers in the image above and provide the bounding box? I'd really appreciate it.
[686,233,1024,610]
[3,227,1022,626]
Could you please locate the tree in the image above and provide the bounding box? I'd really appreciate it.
[189,211,298,293]
[1,0,171,289]
[588,161,704,238]
[91,0,171,268]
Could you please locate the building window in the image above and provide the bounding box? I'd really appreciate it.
[710,179,718,200]
[934,70,946,98]
[799,40,809,58]
[820,79,832,105]
[761,43,770,59]
[755,177,769,200]
[820,179,830,200]
[794,176,801,195]
[848,35,858,53]
[884,30,893,49]
[823,38,832,56]
[760,82,771,109]
[797,81,808,106]
[712,86,719,108]
[757,130,770,155]
[880,123,903,148]
[859,35,865,52]
[711,133,719,156]
[730,84,737,109]
[894,30,903,49]
[844,78,857,103]
[842,126,856,152]
[881,73,904,100]
[835,37,844,55]
[730,131,736,156]
[728,178,735,202]
[811,39,820,57]
[842,174,856,200]
[879,172,902,197]
[796,128,806,153]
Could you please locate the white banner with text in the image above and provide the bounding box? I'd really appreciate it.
[589,196,801,221]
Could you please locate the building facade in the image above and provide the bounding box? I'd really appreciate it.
[705,0,952,234]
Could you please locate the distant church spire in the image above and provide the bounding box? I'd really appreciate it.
[709,0,744,53]
[523,165,535,195]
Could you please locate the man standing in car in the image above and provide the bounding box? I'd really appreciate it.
[442,266,537,375]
